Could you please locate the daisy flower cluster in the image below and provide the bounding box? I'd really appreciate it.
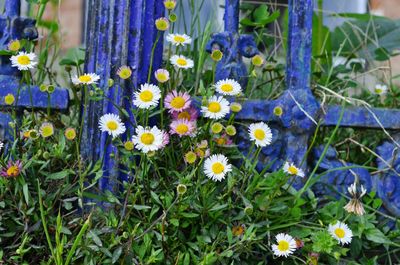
[272,221,353,258]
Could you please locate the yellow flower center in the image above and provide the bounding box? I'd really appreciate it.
[5,94,15,105]
[106,121,118,131]
[8,40,21,52]
[156,73,168,82]
[139,90,154,102]
[212,162,225,174]
[277,240,289,252]
[288,165,298,175]
[208,102,221,113]
[176,58,187,66]
[334,228,345,238]
[178,111,191,120]
[273,106,283,116]
[254,129,265,140]
[252,55,263,66]
[7,165,20,177]
[185,151,197,164]
[220,84,233,92]
[41,125,54,138]
[375,88,382,94]
[141,133,155,145]
[175,124,189,135]
[155,19,169,31]
[78,75,92,83]
[211,50,223,61]
[170,96,186,109]
[17,55,30,65]
[173,35,185,43]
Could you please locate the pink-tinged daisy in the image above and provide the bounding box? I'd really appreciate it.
[171,106,198,121]
[154,69,170,83]
[164,90,191,113]
[170,119,196,137]
[1,160,23,178]
[160,131,170,148]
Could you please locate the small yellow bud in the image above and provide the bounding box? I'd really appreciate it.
[273,106,283,117]
[184,151,197,164]
[211,122,223,134]
[251,54,264,67]
[211,49,223,62]
[225,125,236,136]
[164,0,176,10]
[177,184,187,195]
[47,85,55,94]
[40,84,48,92]
[8,40,21,52]
[169,13,177,22]
[124,141,134,151]
[230,102,242,113]
[4,93,15,105]
[64,128,77,141]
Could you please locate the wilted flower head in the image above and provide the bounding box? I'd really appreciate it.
[116,66,132,80]
[164,0,176,10]
[154,69,170,83]
[1,160,23,178]
[155,17,170,31]
[40,122,54,138]
[64,128,77,141]
[344,182,367,216]
[8,39,21,52]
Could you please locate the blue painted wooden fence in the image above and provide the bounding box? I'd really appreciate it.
[1,0,400,218]
[0,0,69,141]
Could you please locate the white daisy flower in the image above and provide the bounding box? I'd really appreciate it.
[215,79,242,96]
[328,221,353,245]
[374,84,388,95]
[272,233,297,257]
[166,33,192,46]
[10,51,37,71]
[99,113,126,138]
[132,125,163,153]
[203,154,232,182]
[248,122,273,147]
[133,83,161,109]
[201,95,230,120]
[283,162,305,178]
[170,55,194,69]
[72,73,100,85]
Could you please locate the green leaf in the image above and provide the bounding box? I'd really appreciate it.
[88,230,103,247]
[23,183,29,205]
[181,212,199,218]
[59,47,85,66]
[133,205,151,210]
[112,246,123,264]
[365,228,391,244]
[46,170,73,180]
